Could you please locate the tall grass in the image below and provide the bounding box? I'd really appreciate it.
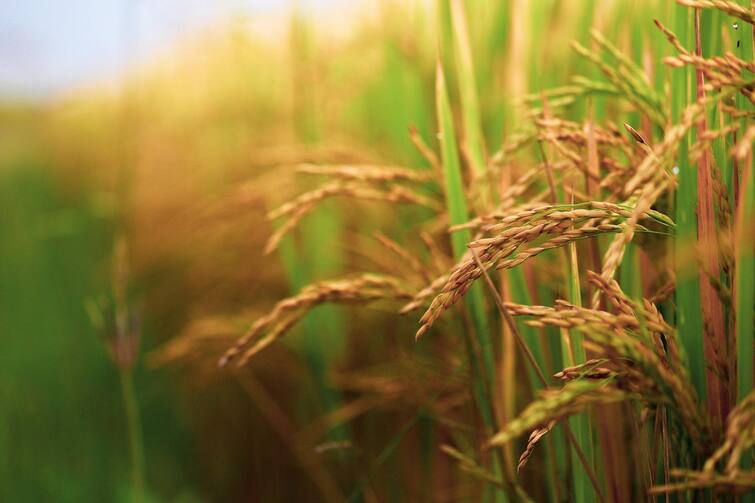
[26,0,754,500]
[199,0,755,499]
[435,59,512,501]
[673,1,708,412]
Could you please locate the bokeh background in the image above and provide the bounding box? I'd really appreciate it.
[1,2,438,500]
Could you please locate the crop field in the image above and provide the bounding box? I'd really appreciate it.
[0,0,753,501]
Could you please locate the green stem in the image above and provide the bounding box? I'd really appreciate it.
[566,239,597,503]
[119,370,145,502]
[436,60,518,502]
[734,0,754,408]
[672,2,707,406]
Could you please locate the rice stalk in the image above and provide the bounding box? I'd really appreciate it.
[470,246,606,502]
[218,274,412,368]
[670,2,709,415]
[488,379,628,447]
[265,179,442,254]
[194,1,755,499]
[650,389,755,494]
[435,58,516,501]
[413,202,670,337]
[676,0,755,24]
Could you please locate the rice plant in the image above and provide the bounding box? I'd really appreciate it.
[6,0,753,501]
[193,0,755,500]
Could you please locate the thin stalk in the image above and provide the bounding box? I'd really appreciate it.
[661,407,671,503]
[566,234,597,503]
[436,61,495,397]
[540,142,597,503]
[446,2,554,493]
[734,145,753,478]
[500,270,517,477]
[448,0,487,180]
[694,7,729,427]
[734,22,755,472]
[470,248,606,503]
[672,2,707,407]
[119,370,145,503]
[535,280,569,502]
[734,0,754,408]
[435,61,513,501]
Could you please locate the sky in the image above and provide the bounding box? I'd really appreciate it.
[0,0,353,100]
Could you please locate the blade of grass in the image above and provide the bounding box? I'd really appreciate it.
[447,0,513,479]
[672,2,708,409]
[435,60,514,502]
[694,6,729,427]
[734,0,754,407]
[446,4,558,495]
[470,247,606,503]
[435,60,495,405]
[733,5,753,472]
[437,5,494,385]
[536,281,569,498]
[589,89,630,501]
[540,143,599,503]
[448,0,486,180]
[734,149,753,463]
[565,232,598,503]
